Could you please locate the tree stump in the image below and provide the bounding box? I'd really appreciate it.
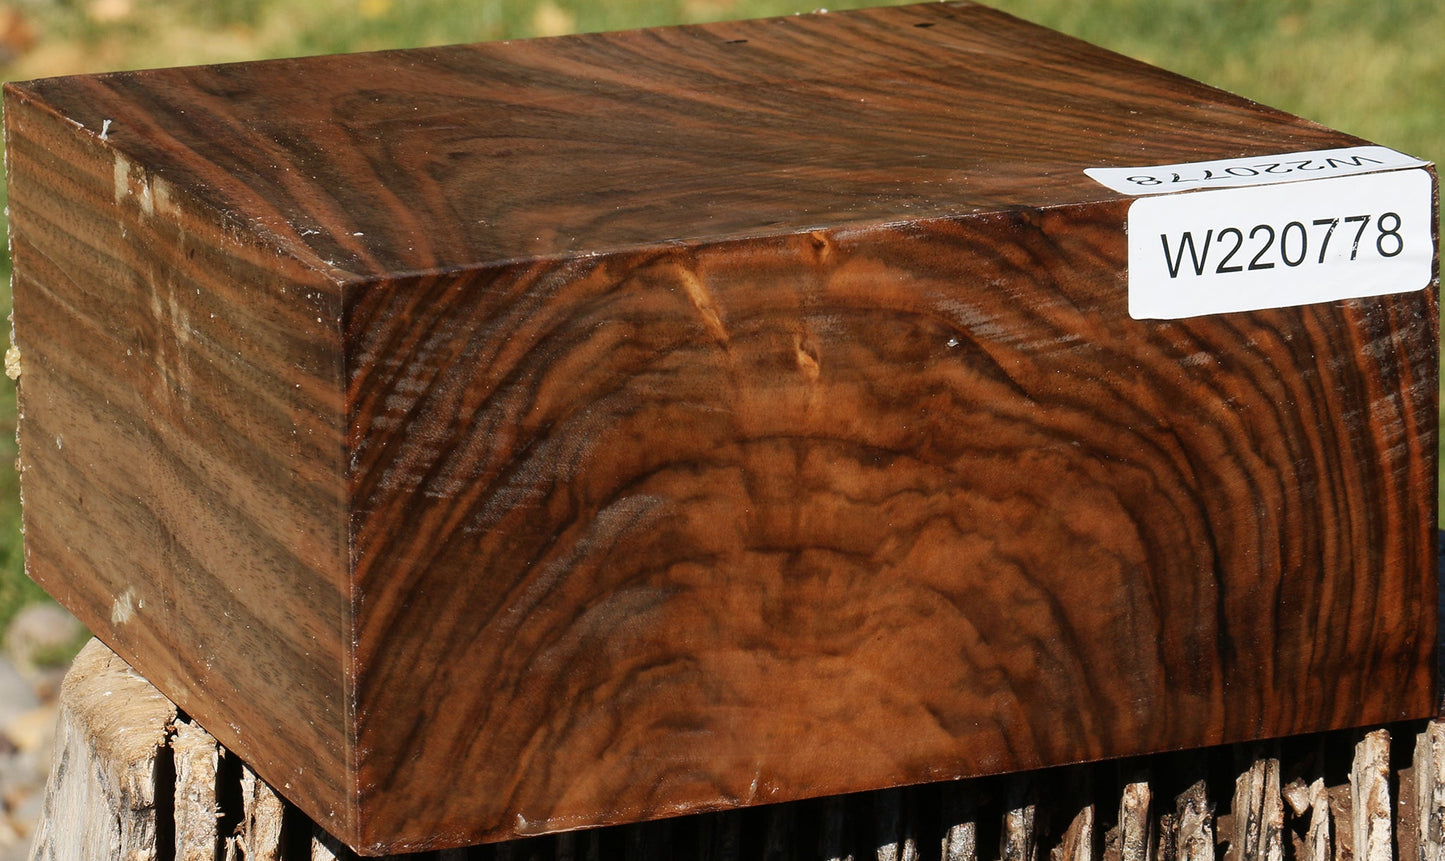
[26,639,1445,861]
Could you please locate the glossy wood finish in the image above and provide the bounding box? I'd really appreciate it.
[4,89,353,832]
[4,2,1438,853]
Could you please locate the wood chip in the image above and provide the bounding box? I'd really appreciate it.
[941,785,979,861]
[1120,779,1151,861]
[876,787,920,861]
[1231,753,1283,861]
[1053,803,1096,861]
[1305,778,1333,861]
[1416,722,1445,861]
[1353,730,1393,861]
[240,762,286,860]
[309,832,345,861]
[1176,779,1214,861]
[173,719,220,861]
[1283,779,1313,818]
[1003,776,1039,861]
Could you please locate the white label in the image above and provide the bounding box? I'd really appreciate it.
[1087,146,1425,195]
[1128,168,1433,320]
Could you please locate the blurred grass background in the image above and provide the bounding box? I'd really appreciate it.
[0,0,1441,637]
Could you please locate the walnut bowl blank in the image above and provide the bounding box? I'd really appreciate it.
[4,2,1437,854]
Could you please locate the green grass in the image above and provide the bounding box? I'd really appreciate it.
[0,286,35,635]
[0,0,1442,632]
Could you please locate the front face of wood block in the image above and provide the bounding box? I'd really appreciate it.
[346,213,1437,847]
[3,1,1438,853]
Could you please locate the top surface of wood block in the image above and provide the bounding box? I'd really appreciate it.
[7,0,1364,280]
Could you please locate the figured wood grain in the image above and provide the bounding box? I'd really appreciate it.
[4,0,1437,854]
[3,84,352,840]
[0,4,1393,281]
[337,209,1435,849]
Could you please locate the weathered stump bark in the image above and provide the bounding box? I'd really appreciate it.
[26,640,1445,861]
[25,639,174,861]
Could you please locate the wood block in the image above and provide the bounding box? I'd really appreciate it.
[3,1,1438,854]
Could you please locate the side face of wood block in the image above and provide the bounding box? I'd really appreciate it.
[3,94,355,832]
[4,2,1438,853]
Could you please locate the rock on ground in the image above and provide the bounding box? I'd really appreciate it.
[0,602,83,861]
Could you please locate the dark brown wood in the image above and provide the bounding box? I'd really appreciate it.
[3,1,1437,854]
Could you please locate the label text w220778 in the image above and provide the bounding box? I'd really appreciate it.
[1125,154,1387,191]
[1160,211,1405,279]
